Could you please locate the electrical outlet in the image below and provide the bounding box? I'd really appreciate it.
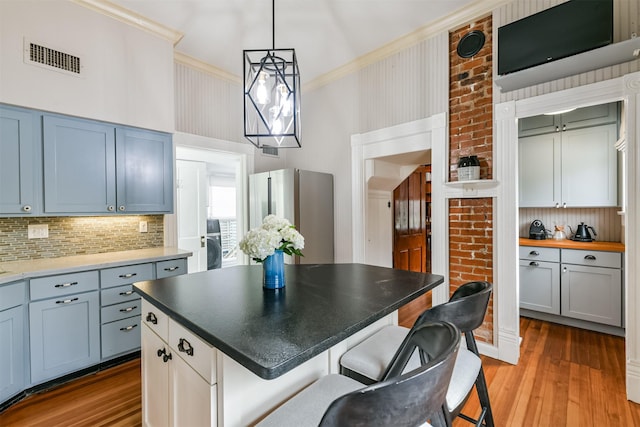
[28,224,49,239]
[139,221,148,233]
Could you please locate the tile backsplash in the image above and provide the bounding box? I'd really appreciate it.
[519,207,622,242]
[0,215,164,262]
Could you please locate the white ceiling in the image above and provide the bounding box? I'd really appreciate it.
[109,0,478,84]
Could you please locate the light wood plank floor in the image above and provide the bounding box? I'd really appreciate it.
[2,318,640,426]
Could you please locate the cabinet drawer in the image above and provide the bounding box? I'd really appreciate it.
[156,258,188,279]
[101,284,139,306]
[101,300,141,324]
[30,271,99,301]
[561,249,621,269]
[141,298,169,340]
[169,318,216,385]
[100,263,154,289]
[101,316,141,359]
[519,246,560,263]
[0,281,26,311]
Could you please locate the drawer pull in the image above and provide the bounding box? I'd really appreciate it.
[55,281,78,288]
[146,312,158,324]
[119,305,138,313]
[178,338,194,356]
[56,297,79,304]
[529,251,539,256]
[164,266,179,272]
[584,255,597,260]
[119,290,135,296]
[157,347,172,363]
[120,324,138,332]
[118,273,137,279]
[529,261,539,267]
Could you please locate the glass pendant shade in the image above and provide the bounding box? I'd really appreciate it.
[244,48,301,148]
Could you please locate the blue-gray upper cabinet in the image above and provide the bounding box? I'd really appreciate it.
[0,106,40,215]
[42,114,173,215]
[0,281,27,405]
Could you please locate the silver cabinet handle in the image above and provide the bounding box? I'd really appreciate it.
[562,202,567,208]
[118,273,137,279]
[119,305,137,313]
[22,205,32,212]
[120,324,138,332]
[119,290,135,296]
[118,205,126,211]
[56,297,79,304]
[563,267,568,273]
[529,261,539,267]
[55,281,78,288]
[555,203,560,209]
[107,205,115,212]
[164,266,179,272]
[529,251,539,256]
[584,255,597,260]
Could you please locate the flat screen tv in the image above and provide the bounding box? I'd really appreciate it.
[498,0,613,75]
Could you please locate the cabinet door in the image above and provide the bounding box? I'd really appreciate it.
[518,133,561,207]
[561,124,618,207]
[29,291,100,384]
[142,324,170,427]
[518,114,558,137]
[561,103,617,130]
[0,305,25,403]
[171,354,217,427]
[519,260,560,314]
[43,115,116,214]
[561,264,622,327]
[116,127,173,213]
[0,106,37,215]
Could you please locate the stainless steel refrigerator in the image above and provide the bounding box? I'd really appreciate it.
[249,169,334,264]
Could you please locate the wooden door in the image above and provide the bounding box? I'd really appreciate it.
[393,165,431,326]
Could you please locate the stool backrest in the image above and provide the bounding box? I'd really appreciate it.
[415,281,492,333]
[320,321,460,427]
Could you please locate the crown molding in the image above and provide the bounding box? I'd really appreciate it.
[174,52,242,85]
[303,0,510,92]
[71,0,184,45]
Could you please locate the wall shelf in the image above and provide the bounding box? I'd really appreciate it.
[444,179,498,198]
[495,37,640,92]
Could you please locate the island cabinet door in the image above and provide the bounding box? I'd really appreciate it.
[142,324,170,427]
[170,356,217,427]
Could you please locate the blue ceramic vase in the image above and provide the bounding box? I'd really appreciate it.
[263,249,285,289]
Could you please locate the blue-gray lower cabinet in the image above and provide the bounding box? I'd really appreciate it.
[29,291,100,385]
[0,281,27,404]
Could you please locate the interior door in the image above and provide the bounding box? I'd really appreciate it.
[177,160,207,273]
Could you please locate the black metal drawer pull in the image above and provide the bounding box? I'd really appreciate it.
[119,290,134,296]
[118,273,137,279]
[146,312,158,324]
[157,347,172,363]
[584,255,597,260]
[119,305,138,313]
[529,261,539,267]
[120,324,138,332]
[164,266,179,272]
[56,297,79,304]
[178,338,194,356]
[529,251,539,256]
[55,281,78,288]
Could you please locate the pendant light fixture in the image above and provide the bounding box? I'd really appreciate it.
[243,0,301,148]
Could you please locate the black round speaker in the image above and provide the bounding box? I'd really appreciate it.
[457,30,485,58]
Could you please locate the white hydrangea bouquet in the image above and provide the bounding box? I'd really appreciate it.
[239,215,305,263]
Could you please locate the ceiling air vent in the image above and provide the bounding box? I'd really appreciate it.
[25,41,82,75]
[262,146,279,157]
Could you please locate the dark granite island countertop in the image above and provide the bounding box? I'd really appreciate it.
[133,263,443,380]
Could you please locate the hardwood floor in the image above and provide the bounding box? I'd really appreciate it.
[2,318,640,426]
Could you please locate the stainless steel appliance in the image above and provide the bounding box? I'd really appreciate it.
[207,219,222,270]
[249,169,334,264]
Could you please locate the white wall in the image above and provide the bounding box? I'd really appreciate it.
[0,0,174,132]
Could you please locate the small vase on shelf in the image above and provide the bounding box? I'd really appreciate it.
[263,249,285,290]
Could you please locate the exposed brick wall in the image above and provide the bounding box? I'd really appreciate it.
[448,15,494,344]
[0,215,164,262]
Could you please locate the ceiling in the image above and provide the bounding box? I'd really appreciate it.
[108,0,479,84]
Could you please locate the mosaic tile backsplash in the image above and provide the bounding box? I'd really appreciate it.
[0,215,164,262]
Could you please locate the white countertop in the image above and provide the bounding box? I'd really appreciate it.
[0,247,192,285]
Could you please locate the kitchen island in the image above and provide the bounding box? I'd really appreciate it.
[134,263,443,427]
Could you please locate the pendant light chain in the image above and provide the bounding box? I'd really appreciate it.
[272,0,275,50]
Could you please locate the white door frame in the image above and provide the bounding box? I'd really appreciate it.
[495,71,640,402]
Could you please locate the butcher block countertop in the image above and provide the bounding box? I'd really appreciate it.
[519,238,625,252]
